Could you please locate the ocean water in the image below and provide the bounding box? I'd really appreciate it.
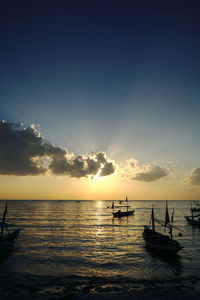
[0,200,200,298]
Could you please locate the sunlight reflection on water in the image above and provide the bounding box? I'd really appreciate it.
[0,200,199,281]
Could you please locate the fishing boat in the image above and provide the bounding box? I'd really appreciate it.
[185,201,200,227]
[185,215,200,227]
[0,203,21,255]
[111,197,134,218]
[143,203,183,253]
[191,200,200,213]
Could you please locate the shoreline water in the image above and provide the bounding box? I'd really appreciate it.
[0,200,199,299]
[0,273,200,299]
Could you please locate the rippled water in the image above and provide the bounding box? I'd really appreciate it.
[0,200,200,298]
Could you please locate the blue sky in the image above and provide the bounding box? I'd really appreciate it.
[0,1,200,199]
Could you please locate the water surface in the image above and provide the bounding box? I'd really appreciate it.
[0,200,199,298]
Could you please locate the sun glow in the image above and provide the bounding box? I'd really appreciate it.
[93,169,102,181]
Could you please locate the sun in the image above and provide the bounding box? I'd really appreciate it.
[93,169,102,181]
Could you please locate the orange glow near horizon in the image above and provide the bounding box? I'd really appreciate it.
[0,172,198,200]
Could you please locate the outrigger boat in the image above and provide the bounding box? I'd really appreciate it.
[190,200,200,213]
[143,203,183,253]
[112,197,134,218]
[185,201,200,227]
[0,203,21,255]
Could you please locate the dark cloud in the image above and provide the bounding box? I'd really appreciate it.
[132,165,170,182]
[49,152,115,178]
[185,167,200,185]
[0,121,115,178]
[43,141,66,156]
[0,121,45,175]
[100,162,115,176]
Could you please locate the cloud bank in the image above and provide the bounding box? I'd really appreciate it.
[132,165,170,182]
[185,167,200,185]
[120,158,170,182]
[0,121,171,182]
[0,121,115,178]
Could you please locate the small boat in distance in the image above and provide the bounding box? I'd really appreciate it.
[0,203,21,256]
[112,197,134,218]
[185,201,200,227]
[143,203,183,254]
[191,200,200,213]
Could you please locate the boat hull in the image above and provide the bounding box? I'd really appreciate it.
[191,208,200,212]
[112,210,134,218]
[143,228,183,253]
[0,229,21,255]
[185,216,200,227]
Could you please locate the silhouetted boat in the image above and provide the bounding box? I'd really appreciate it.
[185,215,200,227]
[143,203,183,253]
[191,200,200,212]
[185,201,200,227]
[111,197,134,218]
[0,203,21,255]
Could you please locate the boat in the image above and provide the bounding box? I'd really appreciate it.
[0,203,21,255]
[143,203,183,253]
[191,200,200,213]
[112,197,134,218]
[185,215,200,227]
[185,201,200,227]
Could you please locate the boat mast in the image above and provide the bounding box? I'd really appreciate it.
[151,207,155,232]
[192,208,194,221]
[165,202,173,239]
[111,201,114,213]
[1,202,8,237]
[171,208,174,223]
[165,201,170,227]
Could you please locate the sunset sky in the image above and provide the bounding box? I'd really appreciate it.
[1,1,200,200]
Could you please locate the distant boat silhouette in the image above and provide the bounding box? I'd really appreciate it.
[111,197,134,218]
[185,201,200,227]
[190,200,200,212]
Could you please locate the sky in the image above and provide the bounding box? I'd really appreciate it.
[0,0,200,200]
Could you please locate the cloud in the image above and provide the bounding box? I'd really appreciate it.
[119,158,170,182]
[100,162,115,176]
[0,121,115,178]
[185,167,200,185]
[49,152,115,178]
[132,165,170,182]
[0,120,170,182]
[0,121,46,175]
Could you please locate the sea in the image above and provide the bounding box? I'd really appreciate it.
[0,200,200,299]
